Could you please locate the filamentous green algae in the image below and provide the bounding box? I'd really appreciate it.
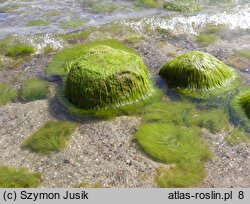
[159,51,236,94]
[65,45,152,109]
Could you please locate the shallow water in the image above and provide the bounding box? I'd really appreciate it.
[0,0,250,39]
[122,4,250,34]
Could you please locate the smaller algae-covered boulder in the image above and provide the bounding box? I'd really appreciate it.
[239,92,250,119]
[65,45,152,109]
[159,51,235,92]
[230,91,250,132]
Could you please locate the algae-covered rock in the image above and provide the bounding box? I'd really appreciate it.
[159,51,235,92]
[239,92,250,119]
[230,91,250,133]
[65,45,152,109]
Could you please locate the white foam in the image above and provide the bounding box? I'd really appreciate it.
[122,4,250,35]
[17,34,65,51]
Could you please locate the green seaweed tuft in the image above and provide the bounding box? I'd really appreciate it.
[196,34,217,47]
[20,78,51,102]
[0,166,41,188]
[5,44,34,58]
[0,82,17,107]
[23,121,77,155]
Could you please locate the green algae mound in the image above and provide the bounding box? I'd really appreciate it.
[65,45,152,109]
[159,51,235,93]
[239,91,250,119]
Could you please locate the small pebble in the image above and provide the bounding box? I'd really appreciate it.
[126,159,132,166]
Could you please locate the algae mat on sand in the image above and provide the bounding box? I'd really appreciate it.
[134,101,212,187]
[65,45,152,109]
[23,121,77,155]
[0,166,41,188]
